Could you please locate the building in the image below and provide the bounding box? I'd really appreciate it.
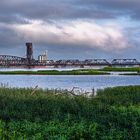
[38,51,47,63]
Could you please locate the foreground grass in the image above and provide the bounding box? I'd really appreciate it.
[0,86,140,139]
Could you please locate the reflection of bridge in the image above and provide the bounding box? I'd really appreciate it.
[0,56,139,67]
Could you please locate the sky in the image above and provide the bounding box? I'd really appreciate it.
[0,0,140,60]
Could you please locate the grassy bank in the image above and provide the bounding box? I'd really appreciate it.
[0,86,140,139]
[0,67,139,75]
[0,69,109,75]
[120,73,140,75]
[101,67,140,72]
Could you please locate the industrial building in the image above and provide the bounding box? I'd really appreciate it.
[38,51,48,63]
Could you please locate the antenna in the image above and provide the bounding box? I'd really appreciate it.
[44,50,48,55]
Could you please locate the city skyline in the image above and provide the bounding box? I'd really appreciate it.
[0,0,140,60]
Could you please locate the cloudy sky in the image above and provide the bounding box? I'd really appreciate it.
[0,0,140,60]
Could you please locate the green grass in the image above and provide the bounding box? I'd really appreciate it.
[0,86,140,139]
[100,67,140,72]
[0,69,109,75]
[0,67,140,75]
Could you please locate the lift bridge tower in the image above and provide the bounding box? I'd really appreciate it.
[26,42,34,66]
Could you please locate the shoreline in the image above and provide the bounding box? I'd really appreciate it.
[0,72,139,75]
[0,69,109,75]
[0,67,139,75]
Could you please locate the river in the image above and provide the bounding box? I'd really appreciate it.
[0,75,140,92]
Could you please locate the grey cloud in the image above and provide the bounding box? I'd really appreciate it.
[0,0,140,24]
[77,0,140,19]
[0,0,124,24]
[77,0,140,10]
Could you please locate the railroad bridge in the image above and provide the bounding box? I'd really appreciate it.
[0,43,35,67]
[111,59,140,66]
[0,55,27,66]
[0,43,139,67]
[54,59,111,67]
[0,57,139,68]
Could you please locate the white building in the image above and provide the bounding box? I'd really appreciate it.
[38,51,47,63]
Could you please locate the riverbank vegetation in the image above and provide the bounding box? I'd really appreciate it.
[101,66,140,72]
[0,69,109,75]
[0,86,140,139]
[0,67,139,75]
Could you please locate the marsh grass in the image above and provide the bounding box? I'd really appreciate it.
[0,86,139,139]
[101,67,140,72]
[0,69,109,75]
[0,67,139,75]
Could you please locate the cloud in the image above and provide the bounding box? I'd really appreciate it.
[7,19,129,52]
[0,0,140,25]
[0,0,127,23]
[78,0,140,19]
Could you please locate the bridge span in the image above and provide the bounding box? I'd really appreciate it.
[0,55,27,67]
[0,56,139,68]
[0,43,139,68]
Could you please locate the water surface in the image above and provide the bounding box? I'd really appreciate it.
[0,75,140,92]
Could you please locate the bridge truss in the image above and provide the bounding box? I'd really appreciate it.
[0,56,139,67]
[0,55,27,66]
[112,59,139,66]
